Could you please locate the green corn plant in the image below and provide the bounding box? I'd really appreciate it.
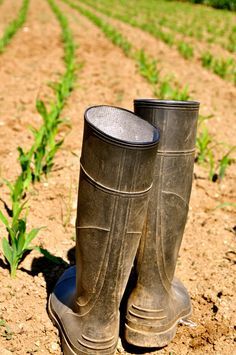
[216,146,235,181]
[28,100,64,181]
[0,0,30,53]
[157,79,190,101]
[136,49,160,85]
[196,126,212,164]
[212,57,234,79]
[0,205,41,277]
[201,51,235,81]
[201,51,213,68]
[177,41,194,59]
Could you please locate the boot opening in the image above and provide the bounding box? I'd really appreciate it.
[85,105,159,146]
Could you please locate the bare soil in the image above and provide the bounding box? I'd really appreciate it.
[0,1,235,355]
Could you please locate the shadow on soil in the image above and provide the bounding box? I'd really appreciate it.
[21,246,76,300]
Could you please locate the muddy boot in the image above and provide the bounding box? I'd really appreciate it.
[125,99,199,348]
[48,105,159,355]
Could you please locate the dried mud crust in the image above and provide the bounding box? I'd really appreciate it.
[0,1,235,355]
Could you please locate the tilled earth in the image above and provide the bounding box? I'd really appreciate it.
[0,1,235,354]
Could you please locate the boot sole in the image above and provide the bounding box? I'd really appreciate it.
[125,309,192,348]
[48,294,117,355]
[48,294,78,355]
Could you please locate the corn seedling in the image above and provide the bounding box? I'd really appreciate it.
[201,51,235,81]
[177,41,194,59]
[212,57,234,79]
[0,0,30,53]
[196,126,212,165]
[215,146,235,181]
[201,51,214,68]
[196,122,235,181]
[0,206,42,277]
[157,79,190,101]
[136,49,159,85]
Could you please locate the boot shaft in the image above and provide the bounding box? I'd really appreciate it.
[49,105,160,354]
[75,105,160,322]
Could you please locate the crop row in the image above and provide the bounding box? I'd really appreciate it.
[63,0,235,182]
[76,0,236,85]
[0,0,30,53]
[0,0,77,276]
[82,0,236,53]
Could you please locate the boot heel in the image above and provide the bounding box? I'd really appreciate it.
[125,322,177,348]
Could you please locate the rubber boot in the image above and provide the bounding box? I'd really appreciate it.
[125,99,199,348]
[48,105,159,355]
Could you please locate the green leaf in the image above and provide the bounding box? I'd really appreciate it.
[2,238,13,266]
[36,100,48,124]
[12,201,26,226]
[2,178,13,194]
[215,202,236,209]
[24,228,42,250]
[0,210,9,227]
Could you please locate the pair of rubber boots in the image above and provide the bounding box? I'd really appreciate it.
[49,99,199,354]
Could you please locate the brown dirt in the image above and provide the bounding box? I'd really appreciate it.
[0,0,22,38]
[82,2,236,147]
[0,1,235,355]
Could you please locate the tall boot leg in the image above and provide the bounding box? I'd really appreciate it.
[48,105,159,354]
[125,99,199,347]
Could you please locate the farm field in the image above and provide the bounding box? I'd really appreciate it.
[0,0,235,354]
